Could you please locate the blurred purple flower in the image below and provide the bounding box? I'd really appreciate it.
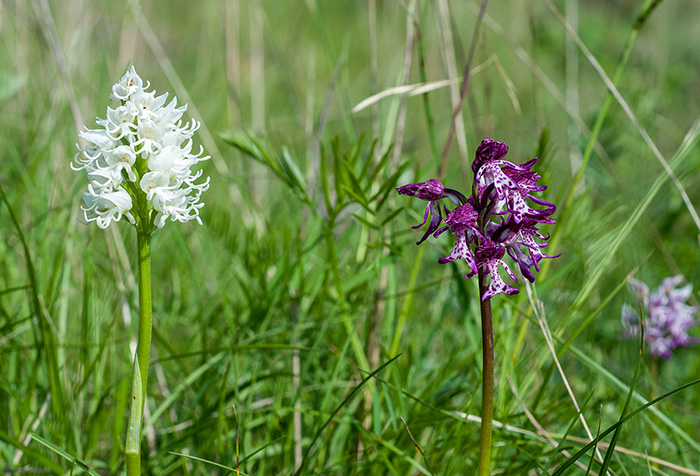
[621,276,699,360]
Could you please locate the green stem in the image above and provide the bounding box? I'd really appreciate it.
[650,356,659,453]
[477,271,494,476]
[125,230,153,476]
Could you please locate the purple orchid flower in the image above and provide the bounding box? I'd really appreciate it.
[397,138,558,300]
[491,216,560,282]
[396,179,467,244]
[436,203,481,275]
[621,276,699,360]
[466,240,519,301]
[473,141,554,221]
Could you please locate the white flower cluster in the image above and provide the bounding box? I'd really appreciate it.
[73,66,210,230]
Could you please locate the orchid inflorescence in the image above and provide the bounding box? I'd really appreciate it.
[397,138,559,301]
[621,276,699,360]
[73,66,210,233]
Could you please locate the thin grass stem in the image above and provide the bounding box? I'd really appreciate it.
[415,1,440,165]
[540,0,660,280]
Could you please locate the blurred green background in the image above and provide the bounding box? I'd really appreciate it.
[2,0,700,474]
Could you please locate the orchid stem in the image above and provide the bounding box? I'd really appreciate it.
[477,270,495,476]
[125,230,152,476]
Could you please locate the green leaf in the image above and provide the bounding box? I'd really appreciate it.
[366,146,393,193]
[221,131,286,183]
[0,430,63,473]
[358,138,379,183]
[342,184,373,213]
[29,433,101,476]
[372,161,410,209]
[144,352,227,431]
[294,355,402,476]
[281,147,308,195]
[381,207,405,227]
[170,451,251,475]
[351,212,379,230]
[332,139,346,206]
[342,157,366,199]
[550,378,700,476]
[125,357,143,456]
[320,143,334,212]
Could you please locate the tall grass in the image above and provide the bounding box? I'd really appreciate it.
[1,0,700,474]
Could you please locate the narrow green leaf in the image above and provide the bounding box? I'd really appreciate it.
[320,143,334,212]
[541,390,596,475]
[342,185,373,213]
[342,157,366,198]
[332,139,346,206]
[381,207,405,227]
[358,139,379,183]
[351,212,379,230]
[372,161,410,206]
[170,451,251,475]
[294,355,401,476]
[221,131,287,184]
[0,430,63,473]
[29,433,101,476]
[550,378,700,475]
[366,146,393,192]
[281,147,308,195]
[144,352,226,431]
[125,357,142,456]
[599,316,646,473]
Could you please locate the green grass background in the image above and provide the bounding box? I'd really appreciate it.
[1,0,700,474]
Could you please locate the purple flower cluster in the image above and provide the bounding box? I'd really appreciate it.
[397,138,558,301]
[621,276,699,360]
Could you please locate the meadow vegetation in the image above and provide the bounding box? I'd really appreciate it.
[1,0,700,474]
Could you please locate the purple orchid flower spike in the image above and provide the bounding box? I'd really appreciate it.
[396,137,557,301]
[621,276,699,360]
